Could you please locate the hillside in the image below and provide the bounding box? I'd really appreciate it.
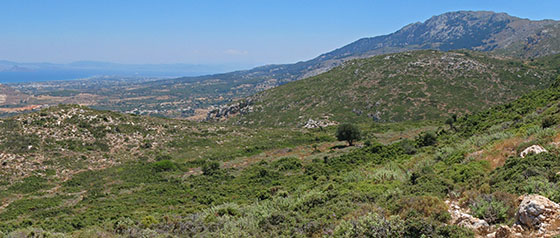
[3,77,560,237]
[225,50,557,127]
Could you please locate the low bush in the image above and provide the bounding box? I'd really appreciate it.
[470,194,510,224]
[152,160,177,172]
[542,115,558,128]
[416,132,437,147]
[202,161,220,176]
[397,196,450,223]
[333,212,404,237]
[272,157,302,171]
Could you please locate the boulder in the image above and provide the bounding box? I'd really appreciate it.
[516,194,559,229]
[519,145,547,158]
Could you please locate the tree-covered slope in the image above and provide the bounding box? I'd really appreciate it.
[231,50,557,127]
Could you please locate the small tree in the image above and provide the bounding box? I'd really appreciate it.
[445,118,455,131]
[336,123,361,146]
[445,114,457,131]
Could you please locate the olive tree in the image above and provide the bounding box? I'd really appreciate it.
[336,123,361,146]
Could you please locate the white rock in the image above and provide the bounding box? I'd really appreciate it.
[520,145,547,158]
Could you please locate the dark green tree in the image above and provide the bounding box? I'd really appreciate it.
[336,123,361,146]
[416,132,437,147]
[445,118,455,131]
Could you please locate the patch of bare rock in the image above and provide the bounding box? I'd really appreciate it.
[302,118,337,129]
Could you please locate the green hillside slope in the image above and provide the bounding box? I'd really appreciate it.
[3,77,560,237]
[231,50,557,127]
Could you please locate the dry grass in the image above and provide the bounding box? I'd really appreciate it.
[480,137,524,169]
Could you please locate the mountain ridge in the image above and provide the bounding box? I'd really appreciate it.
[167,11,560,105]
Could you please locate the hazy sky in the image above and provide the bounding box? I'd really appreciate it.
[1,0,558,66]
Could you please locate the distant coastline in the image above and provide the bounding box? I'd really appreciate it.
[0,70,207,84]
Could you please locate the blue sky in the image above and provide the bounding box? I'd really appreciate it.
[0,0,558,66]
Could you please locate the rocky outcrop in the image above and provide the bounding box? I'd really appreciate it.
[302,119,337,129]
[486,195,560,237]
[446,200,490,233]
[205,99,254,121]
[516,195,560,233]
[519,145,548,158]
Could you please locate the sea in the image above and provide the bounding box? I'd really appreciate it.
[0,69,205,84]
[0,70,99,84]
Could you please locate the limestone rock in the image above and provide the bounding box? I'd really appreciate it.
[516,194,559,230]
[302,119,337,129]
[519,145,547,158]
[446,200,489,232]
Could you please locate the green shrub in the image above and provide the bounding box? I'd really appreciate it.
[409,170,453,197]
[400,216,474,238]
[416,132,437,147]
[333,212,404,238]
[272,157,302,171]
[490,153,560,200]
[470,194,510,224]
[8,175,51,194]
[397,196,450,223]
[152,160,176,172]
[446,160,490,188]
[542,115,558,128]
[402,217,438,238]
[399,139,417,155]
[140,215,158,228]
[202,161,220,176]
[435,225,474,238]
[522,177,560,202]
